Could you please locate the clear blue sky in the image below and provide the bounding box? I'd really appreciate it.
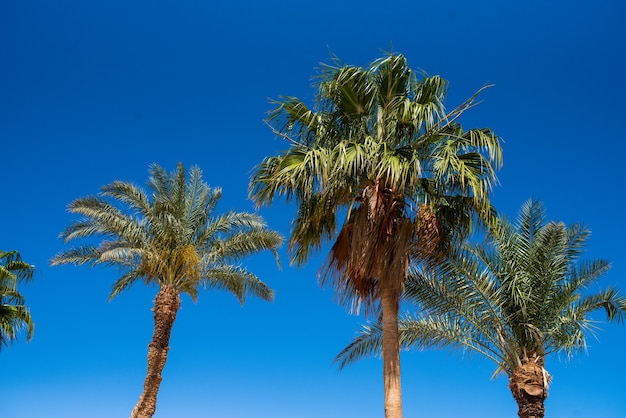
[2,1,625,417]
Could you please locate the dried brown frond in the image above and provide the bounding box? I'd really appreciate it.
[321,181,412,315]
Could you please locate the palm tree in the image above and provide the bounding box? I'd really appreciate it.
[336,200,626,418]
[51,163,283,418]
[0,250,35,349]
[249,53,502,418]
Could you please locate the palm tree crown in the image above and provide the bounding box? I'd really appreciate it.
[0,250,35,349]
[51,162,283,418]
[250,53,502,418]
[337,200,626,418]
[53,162,282,302]
[251,52,502,311]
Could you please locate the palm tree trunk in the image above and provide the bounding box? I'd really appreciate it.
[508,354,547,418]
[130,285,181,418]
[381,284,402,418]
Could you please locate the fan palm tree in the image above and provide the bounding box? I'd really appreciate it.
[51,163,283,418]
[249,52,502,418]
[0,250,35,349]
[336,200,626,418]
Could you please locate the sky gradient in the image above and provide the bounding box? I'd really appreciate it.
[2,1,626,417]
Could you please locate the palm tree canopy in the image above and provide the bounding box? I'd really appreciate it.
[51,163,283,303]
[336,200,626,375]
[250,53,502,312]
[0,250,35,349]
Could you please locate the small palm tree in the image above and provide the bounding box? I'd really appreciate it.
[250,52,502,418]
[51,163,283,418]
[0,250,35,349]
[336,200,626,418]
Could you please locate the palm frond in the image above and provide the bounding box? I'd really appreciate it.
[202,264,274,304]
[335,314,506,372]
[335,322,384,369]
[109,271,143,300]
[0,250,35,283]
[100,181,150,216]
[212,229,283,265]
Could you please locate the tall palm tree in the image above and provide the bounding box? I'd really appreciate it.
[249,53,502,418]
[336,200,626,418]
[0,250,35,349]
[51,163,283,418]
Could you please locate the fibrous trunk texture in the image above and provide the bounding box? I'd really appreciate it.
[381,284,402,418]
[509,354,548,418]
[130,285,181,418]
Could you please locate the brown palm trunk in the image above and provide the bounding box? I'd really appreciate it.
[130,285,181,418]
[380,284,402,418]
[509,354,548,418]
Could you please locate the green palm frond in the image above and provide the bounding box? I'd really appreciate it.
[267,97,320,145]
[109,271,143,300]
[0,285,26,306]
[206,212,266,235]
[0,303,34,347]
[101,181,151,215]
[334,322,384,369]
[404,263,508,359]
[326,66,375,118]
[288,193,340,266]
[572,288,626,323]
[213,228,283,265]
[0,250,34,284]
[336,314,505,372]
[202,264,274,304]
[60,196,147,246]
[250,146,335,206]
[51,245,105,266]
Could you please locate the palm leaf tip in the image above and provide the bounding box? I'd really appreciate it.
[334,323,383,370]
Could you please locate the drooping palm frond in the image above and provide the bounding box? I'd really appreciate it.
[0,301,34,348]
[0,250,35,284]
[201,264,274,304]
[60,195,148,247]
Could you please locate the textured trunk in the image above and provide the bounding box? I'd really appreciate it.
[509,354,548,418]
[130,285,181,418]
[381,284,402,418]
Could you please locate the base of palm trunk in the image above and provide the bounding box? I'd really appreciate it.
[509,359,547,418]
